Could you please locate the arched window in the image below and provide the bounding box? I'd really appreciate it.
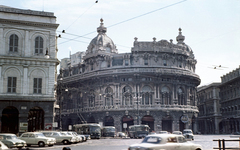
[142,86,153,105]
[178,88,185,105]
[35,36,43,54]
[105,87,113,106]
[122,86,132,105]
[161,86,171,105]
[9,34,18,52]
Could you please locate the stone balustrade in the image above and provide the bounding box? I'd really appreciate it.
[61,104,198,115]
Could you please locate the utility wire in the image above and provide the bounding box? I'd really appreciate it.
[65,2,96,31]
[58,0,187,46]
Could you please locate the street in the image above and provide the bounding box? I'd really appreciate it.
[12,135,240,150]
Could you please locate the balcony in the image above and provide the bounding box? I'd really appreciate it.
[61,104,198,114]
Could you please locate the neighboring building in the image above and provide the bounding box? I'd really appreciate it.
[197,83,221,134]
[0,6,59,134]
[219,66,240,134]
[57,19,200,133]
[60,58,70,69]
[70,51,85,66]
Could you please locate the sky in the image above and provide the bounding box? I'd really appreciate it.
[1,0,240,87]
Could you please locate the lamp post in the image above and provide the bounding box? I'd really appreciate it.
[134,92,142,125]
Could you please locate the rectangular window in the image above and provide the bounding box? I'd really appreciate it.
[33,78,42,94]
[7,77,16,93]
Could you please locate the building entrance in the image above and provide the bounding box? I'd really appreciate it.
[1,106,19,134]
[141,115,154,132]
[28,107,44,132]
[122,115,134,132]
[162,116,173,133]
[104,116,114,126]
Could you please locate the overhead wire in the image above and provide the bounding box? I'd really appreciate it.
[57,0,188,46]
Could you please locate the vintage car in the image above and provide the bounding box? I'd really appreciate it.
[0,133,26,149]
[0,141,9,149]
[172,131,183,135]
[183,129,194,140]
[128,134,202,150]
[40,131,76,145]
[116,132,126,138]
[60,132,80,143]
[19,132,56,147]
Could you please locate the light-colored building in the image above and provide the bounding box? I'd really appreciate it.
[197,83,222,134]
[57,19,200,133]
[219,66,240,134]
[0,6,59,134]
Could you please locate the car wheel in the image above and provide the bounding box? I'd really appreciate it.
[27,144,31,147]
[63,140,69,145]
[38,141,45,147]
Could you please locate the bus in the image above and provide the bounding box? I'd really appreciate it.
[128,125,150,138]
[73,123,101,139]
[102,126,116,137]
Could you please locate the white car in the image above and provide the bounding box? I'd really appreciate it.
[41,131,76,144]
[0,141,9,149]
[19,132,56,147]
[128,134,202,150]
[183,129,194,140]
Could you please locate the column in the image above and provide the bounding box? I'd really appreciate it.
[23,66,28,95]
[0,65,2,93]
[0,28,3,55]
[24,30,30,56]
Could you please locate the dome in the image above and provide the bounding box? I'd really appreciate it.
[86,18,117,54]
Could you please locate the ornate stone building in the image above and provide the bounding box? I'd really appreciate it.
[0,6,59,134]
[197,83,222,134]
[219,66,240,134]
[57,19,200,133]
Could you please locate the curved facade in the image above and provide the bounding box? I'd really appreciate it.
[57,19,200,133]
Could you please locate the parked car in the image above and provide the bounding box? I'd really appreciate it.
[40,131,76,145]
[71,132,83,142]
[183,129,194,140]
[116,132,126,138]
[0,141,9,149]
[172,131,183,135]
[128,134,202,150]
[0,133,26,149]
[19,132,56,147]
[61,132,81,143]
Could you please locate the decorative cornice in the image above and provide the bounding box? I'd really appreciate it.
[0,6,55,17]
[0,18,59,28]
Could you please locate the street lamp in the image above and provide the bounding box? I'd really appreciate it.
[133,92,142,125]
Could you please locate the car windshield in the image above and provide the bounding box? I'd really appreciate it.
[135,126,148,131]
[183,131,192,134]
[104,128,115,132]
[142,136,161,144]
[6,135,17,140]
[90,126,101,133]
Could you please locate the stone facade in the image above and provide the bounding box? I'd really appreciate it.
[219,66,240,134]
[197,83,222,134]
[0,6,59,134]
[57,19,200,133]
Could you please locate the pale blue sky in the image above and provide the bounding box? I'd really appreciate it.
[1,0,240,86]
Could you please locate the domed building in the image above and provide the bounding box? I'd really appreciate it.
[57,19,201,133]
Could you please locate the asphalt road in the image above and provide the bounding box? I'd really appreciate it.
[10,134,240,150]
